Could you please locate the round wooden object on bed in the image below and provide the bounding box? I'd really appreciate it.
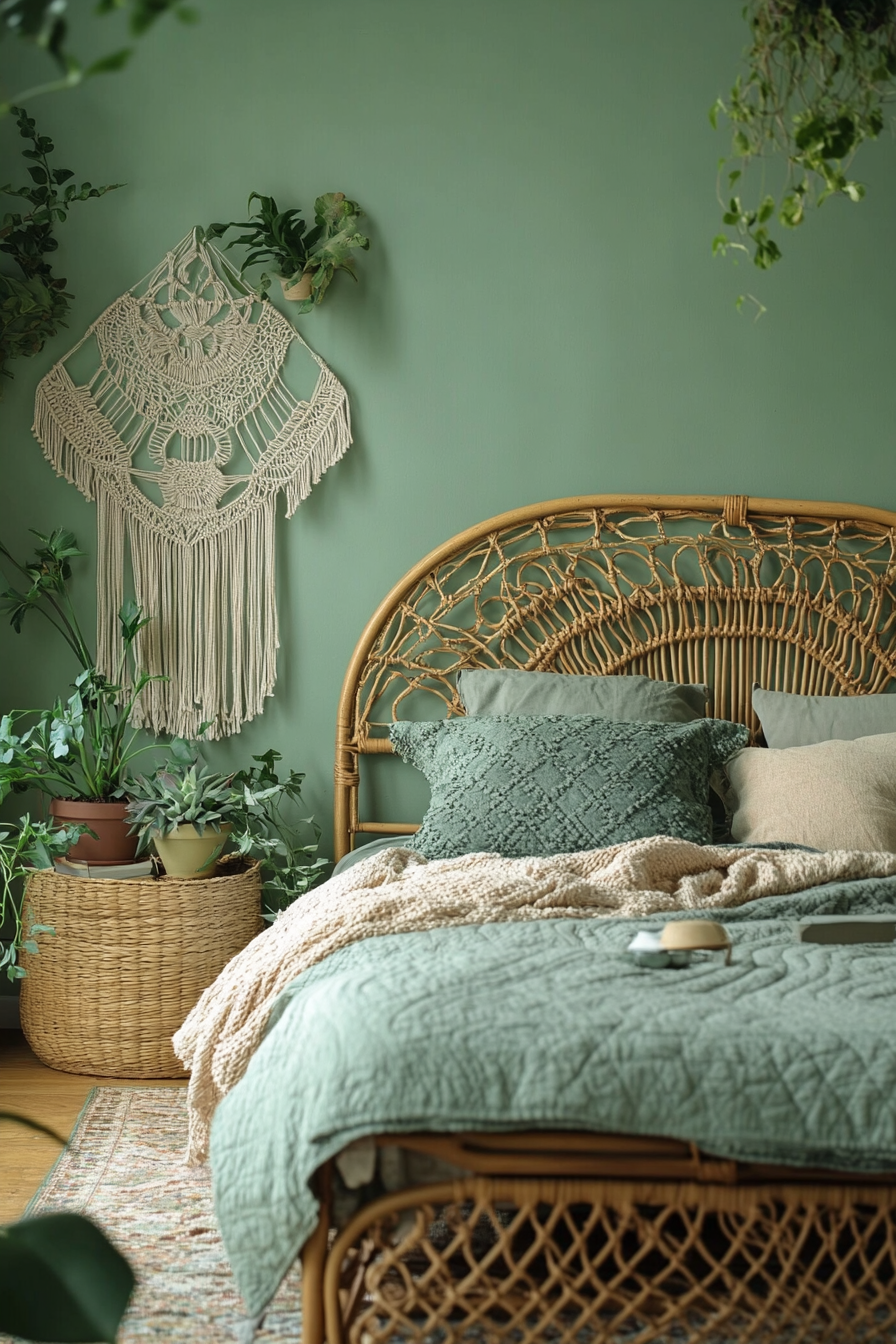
[19,857,263,1078]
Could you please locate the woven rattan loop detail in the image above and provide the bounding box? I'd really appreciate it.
[19,857,262,1078]
[333,766,361,788]
[333,494,896,859]
[323,1176,896,1344]
[723,493,749,528]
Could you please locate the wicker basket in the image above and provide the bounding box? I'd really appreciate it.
[19,856,263,1078]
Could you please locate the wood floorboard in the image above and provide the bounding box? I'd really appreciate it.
[0,1028,186,1222]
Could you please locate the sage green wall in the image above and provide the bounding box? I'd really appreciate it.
[2,0,894,855]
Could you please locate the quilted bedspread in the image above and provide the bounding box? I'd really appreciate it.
[211,872,896,1317]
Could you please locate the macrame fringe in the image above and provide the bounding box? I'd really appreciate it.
[122,502,280,740]
[283,382,351,517]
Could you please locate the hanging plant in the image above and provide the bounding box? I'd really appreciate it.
[204,191,370,314]
[0,105,120,394]
[711,0,896,294]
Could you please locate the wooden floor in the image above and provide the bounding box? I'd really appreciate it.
[0,1029,186,1222]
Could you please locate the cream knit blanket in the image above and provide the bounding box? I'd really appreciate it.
[173,836,896,1162]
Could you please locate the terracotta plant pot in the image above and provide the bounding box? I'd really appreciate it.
[49,798,140,866]
[151,824,232,880]
[280,271,314,301]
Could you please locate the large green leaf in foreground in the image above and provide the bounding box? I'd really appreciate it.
[0,1212,134,1342]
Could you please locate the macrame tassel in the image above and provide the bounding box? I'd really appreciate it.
[125,502,279,740]
[96,494,127,681]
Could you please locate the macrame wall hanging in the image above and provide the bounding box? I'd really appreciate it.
[32,230,351,739]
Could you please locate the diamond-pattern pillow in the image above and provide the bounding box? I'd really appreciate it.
[390,713,749,859]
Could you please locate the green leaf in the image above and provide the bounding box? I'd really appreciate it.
[0,1113,65,1144]
[85,49,133,77]
[757,194,775,224]
[0,1212,134,1343]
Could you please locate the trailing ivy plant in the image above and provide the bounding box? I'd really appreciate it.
[1,105,121,393]
[711,0,896,303]
[0,815,86,981]
[1,0,199,112]
[229,750,329,919]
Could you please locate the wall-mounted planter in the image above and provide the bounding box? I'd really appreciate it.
[280,271,313,301]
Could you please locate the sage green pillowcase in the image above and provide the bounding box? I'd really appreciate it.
[457,669,708,723]
[390,713,748,860]
[752,686,896,749]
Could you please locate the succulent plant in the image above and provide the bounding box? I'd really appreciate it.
[126,742,235,845]
[126,742,327,916]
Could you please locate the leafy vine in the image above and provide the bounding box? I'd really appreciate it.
[712,0,896,302]
[0,106,120,395]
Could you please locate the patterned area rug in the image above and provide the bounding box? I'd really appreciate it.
[4,1087,300,1342]
[3,1087,746,1344]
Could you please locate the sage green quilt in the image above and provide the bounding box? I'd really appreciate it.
[210,874,896,1317]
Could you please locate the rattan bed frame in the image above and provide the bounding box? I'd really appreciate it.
[302,494,896,1344]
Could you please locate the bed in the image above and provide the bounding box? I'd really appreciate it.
[209,493,896,1344]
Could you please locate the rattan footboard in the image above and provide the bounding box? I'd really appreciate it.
[301,1134,896,1344]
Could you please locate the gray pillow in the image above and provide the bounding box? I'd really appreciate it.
[390,713,748,860]
[457,669,708,723]
[752,686,896,749]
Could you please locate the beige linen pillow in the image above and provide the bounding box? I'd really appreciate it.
[728,732,896,851]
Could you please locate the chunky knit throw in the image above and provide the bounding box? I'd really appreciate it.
[173,836,896,1162]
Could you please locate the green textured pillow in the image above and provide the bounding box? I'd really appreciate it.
[753,686,896,749]
[390,713,749,860]
[457,669,708,722]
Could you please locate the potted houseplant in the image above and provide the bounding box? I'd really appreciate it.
[125,739,234,879]
[0,529,161,863]
[127,743,328,904]
[204,190,370,312]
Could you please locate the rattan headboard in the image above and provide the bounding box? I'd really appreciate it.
[334,493,896,859]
